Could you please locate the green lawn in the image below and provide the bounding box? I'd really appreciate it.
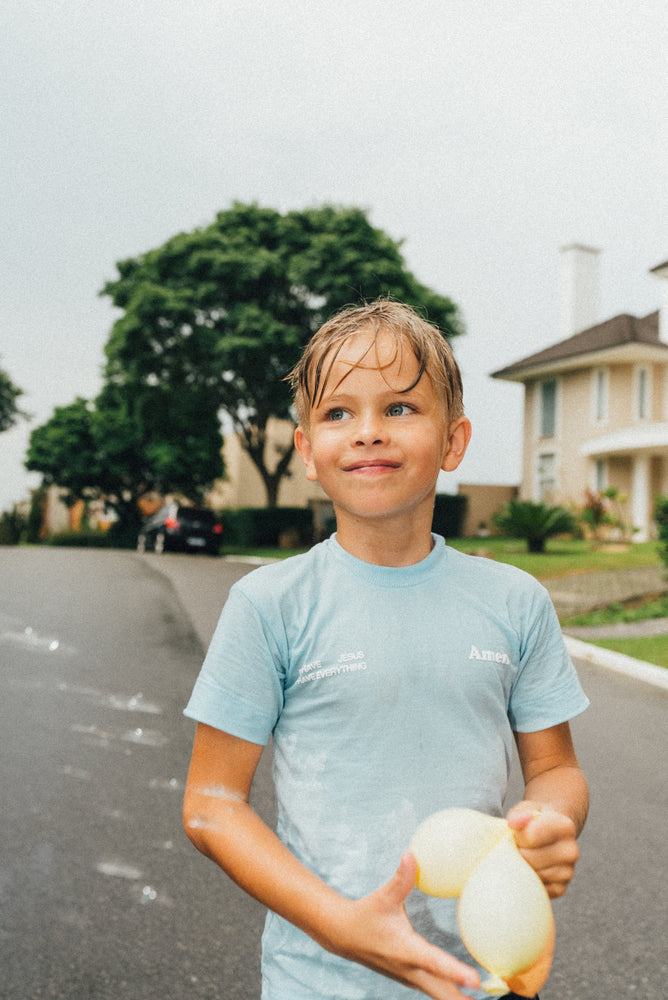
[447,537,661,578]
[562,591,668,670]
[582,635,668,668]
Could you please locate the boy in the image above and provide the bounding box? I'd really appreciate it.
[183,300,589,1000]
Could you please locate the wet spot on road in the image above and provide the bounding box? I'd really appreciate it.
[96,860,143,880]
[70,722,168,749]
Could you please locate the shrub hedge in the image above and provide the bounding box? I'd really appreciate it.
[221,507,314,547]
[47,530,113,548]
[432,493,468,539]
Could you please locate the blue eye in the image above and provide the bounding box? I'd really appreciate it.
[388,403,412,417]
[326,407,349,422]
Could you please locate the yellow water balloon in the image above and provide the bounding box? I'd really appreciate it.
[410,808,508,897]
[409,808,555,996]
[457,835,553,986]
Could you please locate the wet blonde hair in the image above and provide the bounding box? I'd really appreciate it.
[288,300,464,428]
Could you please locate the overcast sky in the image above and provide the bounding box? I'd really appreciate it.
[2,0,667,513]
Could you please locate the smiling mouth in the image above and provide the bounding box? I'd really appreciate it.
[344,460,401,472]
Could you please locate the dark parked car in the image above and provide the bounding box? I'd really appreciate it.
[137,504,223,555]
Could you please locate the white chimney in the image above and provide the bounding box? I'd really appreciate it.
[559,244,601,340]
[650,260,668,344]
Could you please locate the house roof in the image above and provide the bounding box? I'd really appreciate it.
[492,310,663,382]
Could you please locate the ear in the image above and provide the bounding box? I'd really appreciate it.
[441,417,471,472]
[294,426,319,482]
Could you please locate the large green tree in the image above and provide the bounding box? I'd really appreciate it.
[101,203,464,506]
[0,362,28,432]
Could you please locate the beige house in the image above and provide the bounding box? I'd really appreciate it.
[493,246,668,542]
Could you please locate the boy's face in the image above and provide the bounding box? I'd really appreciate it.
[294,328,470,529]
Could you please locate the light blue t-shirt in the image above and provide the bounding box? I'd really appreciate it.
[185,535,589,999]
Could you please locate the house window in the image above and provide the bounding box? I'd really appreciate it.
[595,458,607,492]
[537,452,556,502]
[635,367,650,420]
[592,368,608,423]
[539,380,557,437]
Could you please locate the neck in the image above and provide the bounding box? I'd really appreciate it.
[334,509,435,567]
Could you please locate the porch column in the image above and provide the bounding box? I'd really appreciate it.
[631,454,650,542]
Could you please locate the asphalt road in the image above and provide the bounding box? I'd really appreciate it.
[1,548,270,1000]
[1,548,666,999]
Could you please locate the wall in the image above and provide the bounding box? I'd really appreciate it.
[42,485,72,535]
[607,364,634,432]
[457,483,519,537]
[556,370,589,506]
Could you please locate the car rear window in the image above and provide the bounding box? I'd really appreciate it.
[177,508,216,524]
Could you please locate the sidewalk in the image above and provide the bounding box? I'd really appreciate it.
[539,565,668,691]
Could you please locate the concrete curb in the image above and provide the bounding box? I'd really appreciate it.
[563,635,668,691]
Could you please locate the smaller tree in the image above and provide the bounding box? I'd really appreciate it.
[493,500,575,553]
[25,398,99,506]
[25,385,224,542]
[0,362,28,432]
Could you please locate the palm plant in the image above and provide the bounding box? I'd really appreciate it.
[492,500,575,553]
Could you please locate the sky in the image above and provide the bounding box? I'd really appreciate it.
[1,0,667,512]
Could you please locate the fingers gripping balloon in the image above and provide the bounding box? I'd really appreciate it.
[409,808,555,996]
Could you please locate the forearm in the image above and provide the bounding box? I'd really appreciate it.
[515,722,589,836]
[511,723,589,897]
[184,791,347,951]
[522,762,589,837]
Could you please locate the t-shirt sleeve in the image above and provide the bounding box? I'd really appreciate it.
[507,583,589,732]
[183,585,285,745]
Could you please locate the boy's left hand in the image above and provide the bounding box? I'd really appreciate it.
[506,802,580,899]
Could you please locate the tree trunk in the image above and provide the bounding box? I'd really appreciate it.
[263,475,280,508]
[241,422,297,507]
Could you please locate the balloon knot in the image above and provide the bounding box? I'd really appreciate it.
[481,973,510,995]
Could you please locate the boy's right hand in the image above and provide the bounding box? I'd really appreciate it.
[322,852,480,1000]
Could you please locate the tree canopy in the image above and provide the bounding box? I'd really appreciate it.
[26,381,223,521]
[0,363,28,433]
[101,202,464,505]
[25,398,98,505]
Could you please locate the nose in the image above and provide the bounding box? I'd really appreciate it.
[353,409,384,446]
